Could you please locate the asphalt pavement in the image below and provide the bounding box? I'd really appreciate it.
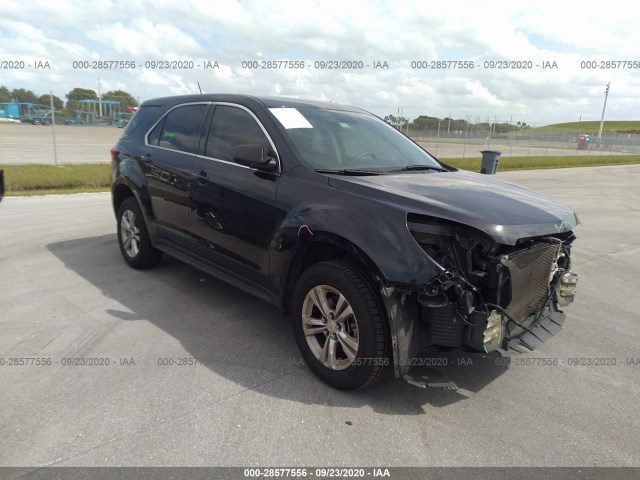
[0,165,638,467]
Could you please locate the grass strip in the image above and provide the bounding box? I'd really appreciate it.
[1,156,639,196]
[1,164,111,195]
[441,155,640,171]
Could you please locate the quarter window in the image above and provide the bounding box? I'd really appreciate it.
[205,106,270,162]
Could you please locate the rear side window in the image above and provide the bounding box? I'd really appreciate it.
[205,106,269,162]
[150,104,208,154]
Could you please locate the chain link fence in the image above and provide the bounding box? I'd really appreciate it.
[407,127,640,159]
[1,88,639,165]
[0,88,140,164]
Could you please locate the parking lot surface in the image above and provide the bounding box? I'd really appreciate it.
[0,124,121,164]
[0,165,639,467]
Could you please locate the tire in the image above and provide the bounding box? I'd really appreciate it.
[116,197,163,269]
[291,260,390,390]
[31,118,42,125]
[42,118,52,125]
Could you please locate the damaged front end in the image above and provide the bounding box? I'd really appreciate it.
[381,214,578,387]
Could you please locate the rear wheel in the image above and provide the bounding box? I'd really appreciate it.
[116,197,163,269]
[291,260,390,390]
[42,118,52,125]
[31,118,42,125]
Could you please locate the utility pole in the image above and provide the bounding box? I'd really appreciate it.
[98,77,102,117]
[598,82,610,144]
[50,90,58,166]
[402,107,408,134]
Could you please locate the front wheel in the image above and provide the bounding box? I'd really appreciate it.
[291,260,390,390]
[116,197,163,269]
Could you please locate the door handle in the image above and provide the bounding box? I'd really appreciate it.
[142,153,153,163]
[191,171,208,184]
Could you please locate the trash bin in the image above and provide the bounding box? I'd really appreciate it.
[480,150,501,174]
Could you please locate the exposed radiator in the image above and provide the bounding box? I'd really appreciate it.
[503,242,560,322]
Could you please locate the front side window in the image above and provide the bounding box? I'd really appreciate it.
[149,104,208,154]
[205,105,270,162]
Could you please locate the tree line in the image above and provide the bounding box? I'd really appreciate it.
[2,86,531,131]
[0,86,138,116]
[384,114,531,134]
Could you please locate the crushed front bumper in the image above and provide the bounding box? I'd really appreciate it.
[381,281,575,389]
[501,304,567,353]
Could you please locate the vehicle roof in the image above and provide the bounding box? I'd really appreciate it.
[140,94,367,113]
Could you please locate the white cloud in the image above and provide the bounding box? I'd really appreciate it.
[0,0,637,123]
[86,19,204,58]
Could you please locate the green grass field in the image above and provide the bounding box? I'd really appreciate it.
[2,156,640,196]
[1,164,111,196]
[527,120,640,134]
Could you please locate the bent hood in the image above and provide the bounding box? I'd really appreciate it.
[328,170,579,245]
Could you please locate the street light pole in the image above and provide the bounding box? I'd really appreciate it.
[98,77,102,117]
[597,82,610,144]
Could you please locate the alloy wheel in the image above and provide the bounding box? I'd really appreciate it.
[301,285,359,370]
[120,209,141,258]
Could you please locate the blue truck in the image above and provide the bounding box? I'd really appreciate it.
[0,102,54,124]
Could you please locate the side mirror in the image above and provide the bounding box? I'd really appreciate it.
[233,144,277,172]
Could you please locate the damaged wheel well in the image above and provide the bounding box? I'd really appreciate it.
[281,241,383,316]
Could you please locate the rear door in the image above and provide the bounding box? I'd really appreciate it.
[188,103,284,288]
[144,102,209,248]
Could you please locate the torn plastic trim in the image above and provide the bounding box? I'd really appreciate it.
[379,262,462,380]
[379,285,419,379]
[379,282,460,389]
[502,303,567,353]
[383,280,425,294]
[403,368,458,390]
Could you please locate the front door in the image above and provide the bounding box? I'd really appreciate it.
[188,104,284,288]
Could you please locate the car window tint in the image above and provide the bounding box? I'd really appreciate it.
[147,118,164,146]
[123,105,160,137]
[206,106,269,162]
[157,104,208,154]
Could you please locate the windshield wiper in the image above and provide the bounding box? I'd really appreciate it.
[314,168,385,176]
[387,165,449,173]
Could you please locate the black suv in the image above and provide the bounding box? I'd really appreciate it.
[111,94,579,390]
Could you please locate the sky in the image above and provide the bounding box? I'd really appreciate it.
[1,0,639,125]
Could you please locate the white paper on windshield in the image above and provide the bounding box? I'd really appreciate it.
[269,108,313,129]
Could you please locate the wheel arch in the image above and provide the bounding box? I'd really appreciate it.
[280,235,385,316]
[111,153,155,222]
[112,182,135,216]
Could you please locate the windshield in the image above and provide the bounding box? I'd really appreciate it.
[270,107,442,171]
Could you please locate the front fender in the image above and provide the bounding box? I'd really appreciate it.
[273,202,442,287]
[271,202,431,379]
